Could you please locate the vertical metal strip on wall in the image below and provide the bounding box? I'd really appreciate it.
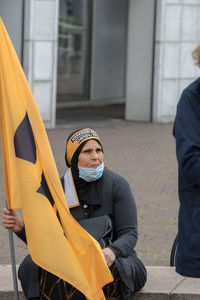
[21,0,25,66]
[150,0,157,122]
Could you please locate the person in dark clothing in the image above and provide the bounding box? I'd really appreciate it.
[173,45,200,277]
[3,128,147,299]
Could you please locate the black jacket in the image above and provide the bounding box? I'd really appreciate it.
[67,169,146,292]
[173,77,200,277]
[17,169,146,298]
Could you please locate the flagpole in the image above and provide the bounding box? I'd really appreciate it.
[8,228,19,300]
[5,203,19,300]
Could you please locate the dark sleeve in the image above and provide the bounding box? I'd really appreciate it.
[15,225,27,244]
[109,176,138,258]
[173,90,200,186]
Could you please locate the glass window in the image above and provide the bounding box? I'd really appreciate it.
[57,0,91,104]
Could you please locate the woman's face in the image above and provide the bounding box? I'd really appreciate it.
[78,140,104,169]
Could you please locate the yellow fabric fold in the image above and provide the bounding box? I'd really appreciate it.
[0,18,113,300]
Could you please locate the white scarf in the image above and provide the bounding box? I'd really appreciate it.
[64,168,80,208]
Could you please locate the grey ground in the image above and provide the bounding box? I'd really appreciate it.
[0,104,179,267]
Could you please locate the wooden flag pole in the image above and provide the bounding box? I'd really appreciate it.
[5,202,19,300]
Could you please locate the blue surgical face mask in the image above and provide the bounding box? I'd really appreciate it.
[78,163,104,182]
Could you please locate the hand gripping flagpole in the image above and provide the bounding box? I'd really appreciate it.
[5,202,19,300]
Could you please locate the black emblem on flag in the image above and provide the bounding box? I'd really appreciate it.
[14,112,36,164]
[37,173,55,207]
[37,173,67,238]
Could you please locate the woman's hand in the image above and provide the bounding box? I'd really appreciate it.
[102,247,116,267]
[3,208,24,233]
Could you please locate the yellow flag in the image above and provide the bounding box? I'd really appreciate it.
[0,18,113,300]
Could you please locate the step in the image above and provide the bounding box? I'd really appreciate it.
[1,265,200,299]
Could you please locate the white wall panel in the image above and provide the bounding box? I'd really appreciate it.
[153,0,200,122]
[163,43,180,78]
[33,0,56,40]
[33,82,51,121]
[165,5,181,41]
[34,42,53,80]
[181,5,198,41]
[23,0,59,127]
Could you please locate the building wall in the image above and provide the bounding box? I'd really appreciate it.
[23,0,200,125]
[153,0,200,122]
[0,0,24,62]
[125,0,156,122]
[23,0,59,127]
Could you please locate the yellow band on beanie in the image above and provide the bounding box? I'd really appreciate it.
[66,128,101,166]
